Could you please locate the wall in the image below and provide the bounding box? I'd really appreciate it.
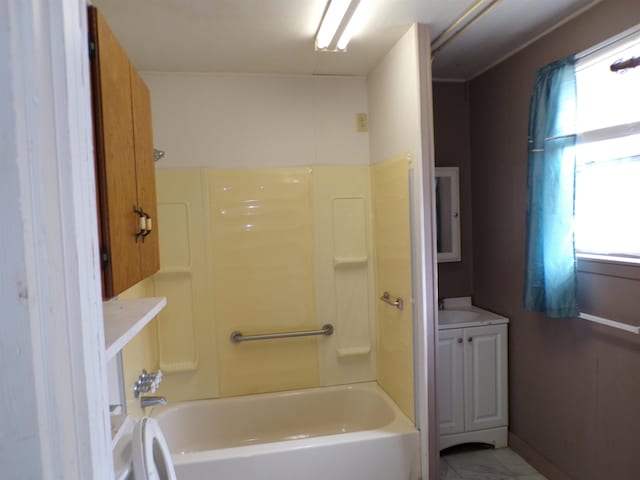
[142,72,370,168]
[121,72,377,401]
[3,2,114,477]
[469,1,640,478]
[1,5,43,471]
[119,277,159,416]
[150,168,218,401]
[210,167,318,395]
[314,166,377,386]
[432,82,473,298]
[367,24,425,422]
[368,26,423,166]
[372,157,415,421]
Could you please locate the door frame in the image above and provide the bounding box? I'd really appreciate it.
[1,1,112,478]
[414,23,440,480]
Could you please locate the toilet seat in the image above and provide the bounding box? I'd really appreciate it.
[132,417,177,480]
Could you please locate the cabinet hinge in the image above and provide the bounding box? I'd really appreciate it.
[89,40,96,60]
[101,247,110,268]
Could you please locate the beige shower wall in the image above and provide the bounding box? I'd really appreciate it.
[210,167,319,396]
[314,166,377,386]
[150,169,218,402]
[119,277,159,416]
[130,166,380,400]
[372,156,414,421]
[121,71,423,406]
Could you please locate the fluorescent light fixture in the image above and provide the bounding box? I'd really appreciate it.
[315,0,364,52]
[336,0,365,50]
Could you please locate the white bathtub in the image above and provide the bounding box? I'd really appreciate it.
[153,382,420,480]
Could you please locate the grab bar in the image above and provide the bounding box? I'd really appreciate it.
[230,324,334,343]
[578,312,640,335]
[380,291,404,311]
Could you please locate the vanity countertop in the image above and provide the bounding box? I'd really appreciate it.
[438,304,509,330]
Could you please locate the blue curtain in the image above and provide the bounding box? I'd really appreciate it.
[524,56,578,318]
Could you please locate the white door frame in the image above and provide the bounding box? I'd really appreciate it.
[1,1,112,478]
[413,23,440,480]
[0,5,438,480]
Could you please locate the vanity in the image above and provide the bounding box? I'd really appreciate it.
[438,297,509,450]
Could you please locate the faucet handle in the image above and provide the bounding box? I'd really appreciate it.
[133,368,164,398]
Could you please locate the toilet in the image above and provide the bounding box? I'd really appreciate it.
[113,416,176,480]
[132,417,176,480]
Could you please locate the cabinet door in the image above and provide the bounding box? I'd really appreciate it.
[90,8,141,297]
[464,324,508,432]
[130,66,160,279]
[438,328,465,435]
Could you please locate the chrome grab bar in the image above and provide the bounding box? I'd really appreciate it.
[230,324,334,343]
[380,291,404,311]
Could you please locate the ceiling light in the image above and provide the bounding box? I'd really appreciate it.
[315,0,364,52]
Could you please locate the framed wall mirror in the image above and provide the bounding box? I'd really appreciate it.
[435,167,461,262]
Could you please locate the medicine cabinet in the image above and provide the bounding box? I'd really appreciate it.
[435,167,461,262]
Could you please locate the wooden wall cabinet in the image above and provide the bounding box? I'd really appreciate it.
[89,7,160,299]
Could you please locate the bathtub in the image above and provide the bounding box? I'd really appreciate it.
[152,382,420,480]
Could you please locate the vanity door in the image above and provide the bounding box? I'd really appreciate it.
[463,324,508,432]
[438,328,465,435]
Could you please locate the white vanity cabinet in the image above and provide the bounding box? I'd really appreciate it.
[438,306,508,450]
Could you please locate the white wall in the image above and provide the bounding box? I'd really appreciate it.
[2,1,112,478]
[0,9,42,471]
[367,25,423,165]
[141,72,370,169]
[366,24,438,480]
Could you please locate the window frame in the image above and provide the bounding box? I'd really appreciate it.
[573,26,640,267]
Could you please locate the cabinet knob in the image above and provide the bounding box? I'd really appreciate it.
[467,337,473,342]
[457,338,463,344]
[141,213,152,241]
[134,207,153,242]
[134,207,146,241]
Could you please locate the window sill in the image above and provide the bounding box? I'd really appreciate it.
[577,253,640,281]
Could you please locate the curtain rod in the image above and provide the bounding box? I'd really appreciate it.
[578,312,640,334]
[610,56,640,72]
[431,0,502,58]
[431,0,488,48]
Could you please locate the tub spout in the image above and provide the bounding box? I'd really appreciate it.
[140,396,167,408]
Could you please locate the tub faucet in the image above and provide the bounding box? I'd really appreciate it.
[140,396,167,408]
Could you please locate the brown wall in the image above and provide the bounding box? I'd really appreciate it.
[468,0,640,479]
[433,82,474,298]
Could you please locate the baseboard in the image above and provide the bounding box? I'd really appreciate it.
[508,432,574,480]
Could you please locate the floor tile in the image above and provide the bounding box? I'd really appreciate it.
[492,448,539,475]
[440,458,464,480]
[440,446,547,480]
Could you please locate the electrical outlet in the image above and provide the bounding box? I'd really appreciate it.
[356,113,368,132]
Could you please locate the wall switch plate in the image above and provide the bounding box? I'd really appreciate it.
[356,113,368,132]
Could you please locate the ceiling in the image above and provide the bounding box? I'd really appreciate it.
[91,0,600,80]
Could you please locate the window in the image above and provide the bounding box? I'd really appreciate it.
[574,31,640,259]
